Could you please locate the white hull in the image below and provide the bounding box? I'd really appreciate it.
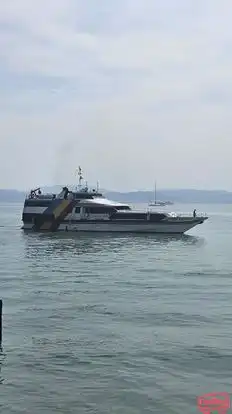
[22,220,203,234]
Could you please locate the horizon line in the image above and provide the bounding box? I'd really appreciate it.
[0,187,232,194]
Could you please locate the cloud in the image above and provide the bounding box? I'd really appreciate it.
[0,0,232,190]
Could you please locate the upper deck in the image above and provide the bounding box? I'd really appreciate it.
[26,184,103,199]
[25,184,131,211]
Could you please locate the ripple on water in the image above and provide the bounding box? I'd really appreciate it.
[0,204,232,413]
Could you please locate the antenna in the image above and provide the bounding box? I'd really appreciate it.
[77,166,83,189]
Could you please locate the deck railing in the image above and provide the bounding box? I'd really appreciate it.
[168,212,208,218]
[26,194,55,200]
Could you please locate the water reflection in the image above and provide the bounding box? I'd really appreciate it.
[22,230,205,261]
[22,232,128,260]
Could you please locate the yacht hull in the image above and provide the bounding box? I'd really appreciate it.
[22,219,206,234]
[22,175,208,235]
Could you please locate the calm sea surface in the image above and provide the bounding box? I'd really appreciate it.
[0,202,232,413]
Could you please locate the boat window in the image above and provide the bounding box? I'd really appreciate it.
[25,199,53,207]
[22,213,54,223]
[149,213,166,222]
[111,212,147,220]
[85,207,115,214]
[75,207,80,214]
[74,193,93,199]
[115,205,131,210]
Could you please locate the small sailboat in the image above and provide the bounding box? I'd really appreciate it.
[148,181,172,207]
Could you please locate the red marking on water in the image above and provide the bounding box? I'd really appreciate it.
[197,392,230,414]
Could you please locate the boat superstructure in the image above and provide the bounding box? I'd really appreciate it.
[22,167,208,234]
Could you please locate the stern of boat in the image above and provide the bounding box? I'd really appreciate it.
[21,195,75,231]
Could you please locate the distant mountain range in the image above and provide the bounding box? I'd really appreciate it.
[1,187,232,204]
[0,189,26,202]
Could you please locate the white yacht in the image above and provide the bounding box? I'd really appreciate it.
[22,167,208,234]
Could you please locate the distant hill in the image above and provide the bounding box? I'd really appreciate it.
[1,187,232,204]
[105,189,232,204]
[0,189,26,202]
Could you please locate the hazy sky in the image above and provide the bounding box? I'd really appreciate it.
[1,0,232,191]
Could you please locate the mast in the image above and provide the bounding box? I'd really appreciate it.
[155,181,157,204]
[77,166,83,189]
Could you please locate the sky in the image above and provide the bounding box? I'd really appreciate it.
[1,0,232,191]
